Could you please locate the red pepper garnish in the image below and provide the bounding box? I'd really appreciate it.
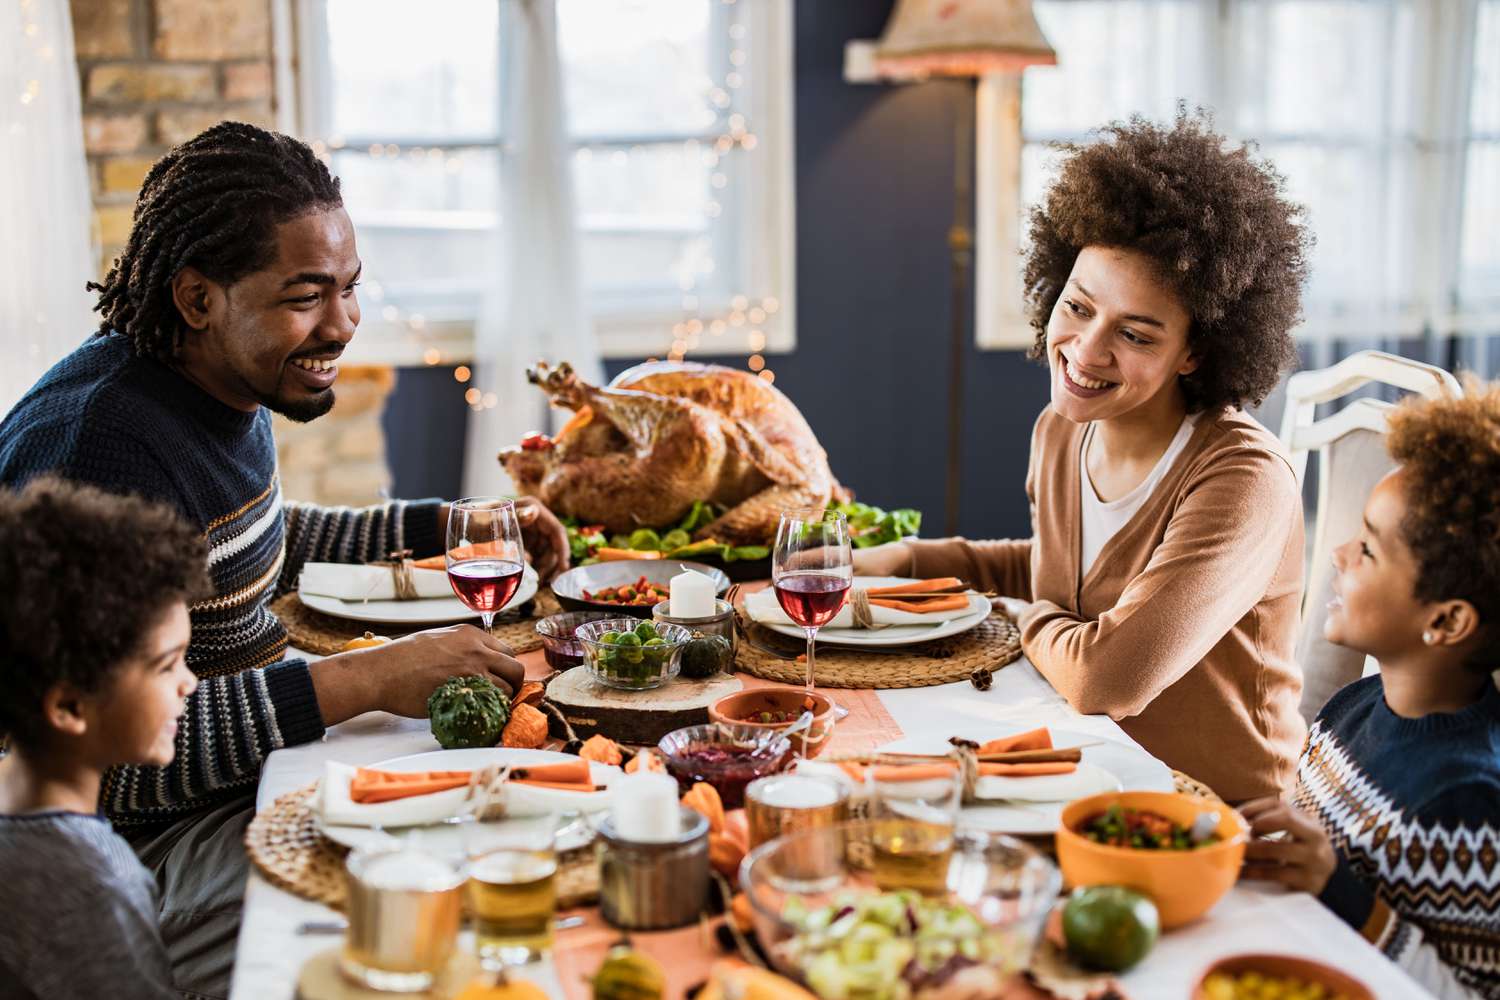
[519,432,553,451]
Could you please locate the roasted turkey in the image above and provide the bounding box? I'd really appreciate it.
[498,361,848,544]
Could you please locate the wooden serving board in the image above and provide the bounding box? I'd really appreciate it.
[545,669,742,745]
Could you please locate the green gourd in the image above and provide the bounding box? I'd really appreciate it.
[428,675,511,749]
[679,633,732,679]
[591,944,664,1000]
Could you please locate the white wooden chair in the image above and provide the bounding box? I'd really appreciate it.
[1280,351,1462,724]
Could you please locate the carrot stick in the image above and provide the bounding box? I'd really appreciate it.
[868,763,961,782]
[868,595,971,614]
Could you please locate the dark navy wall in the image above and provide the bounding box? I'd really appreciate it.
[384,0,1049,539]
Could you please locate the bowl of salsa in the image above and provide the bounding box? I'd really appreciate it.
[1055,791,1248,929]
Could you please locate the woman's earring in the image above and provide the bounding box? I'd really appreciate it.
[1422,631,1436,645]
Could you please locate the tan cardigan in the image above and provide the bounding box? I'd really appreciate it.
[910,406,1306,801]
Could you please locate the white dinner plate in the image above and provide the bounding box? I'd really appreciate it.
[759,576,991,648]
[316,746,619,854]
[298,564,539,625]
[875,727,1174,835]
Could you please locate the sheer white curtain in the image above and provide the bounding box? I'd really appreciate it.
[461,0,603,497]
[1,0,96,413]
[1025,0,1489,365]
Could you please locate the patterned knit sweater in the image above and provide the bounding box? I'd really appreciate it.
[1293,675,1500,998]
[0,335,443,825]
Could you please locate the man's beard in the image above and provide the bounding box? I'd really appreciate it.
[265,386,336,423]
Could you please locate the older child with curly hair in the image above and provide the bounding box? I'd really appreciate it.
[0,478,208,999]
[1239,380,1500,999]
[857,109,1311,800]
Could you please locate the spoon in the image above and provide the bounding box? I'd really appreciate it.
[783,710,815,755]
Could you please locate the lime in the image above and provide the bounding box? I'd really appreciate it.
[634,621,658,641]
[613,632,641,648]
[600,630,620,645]
[1061,886,1159,972]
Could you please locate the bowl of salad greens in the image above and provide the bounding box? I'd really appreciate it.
[740,821,1058,999]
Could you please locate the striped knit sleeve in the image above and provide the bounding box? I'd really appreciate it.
[1319,788,1500,999]
[100,659,324,823]
[276,497,445,597]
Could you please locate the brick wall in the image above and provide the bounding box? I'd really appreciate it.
[71,0,276,278]
[71,0,400,507]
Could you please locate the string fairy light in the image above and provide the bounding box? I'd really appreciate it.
[304,0,784,401]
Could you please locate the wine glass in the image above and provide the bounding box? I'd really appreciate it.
[447,497,526,632]
[772,508,852,693]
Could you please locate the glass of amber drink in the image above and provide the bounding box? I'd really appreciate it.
[867,763,962,895]
[465,825,558,968]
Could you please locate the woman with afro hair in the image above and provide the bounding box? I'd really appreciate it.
[857,110,1312,801]
[1237,380,1500,998]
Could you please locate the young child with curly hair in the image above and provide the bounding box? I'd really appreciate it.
[1239,380,1500,998]
[857,109,1311,800]
[0,477,208,999]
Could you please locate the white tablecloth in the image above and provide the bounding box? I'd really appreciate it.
[231,654,1428,999]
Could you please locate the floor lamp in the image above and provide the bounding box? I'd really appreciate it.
[846,0,1055,535]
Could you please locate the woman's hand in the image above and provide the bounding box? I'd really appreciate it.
[851,541,912,577]
[1238,796,1338,895]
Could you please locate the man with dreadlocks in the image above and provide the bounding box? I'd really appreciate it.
[0,122,570,996]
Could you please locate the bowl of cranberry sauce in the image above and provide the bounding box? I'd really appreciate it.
[657,723,794,809]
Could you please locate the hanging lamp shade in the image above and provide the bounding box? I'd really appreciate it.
[873,0,1057,79]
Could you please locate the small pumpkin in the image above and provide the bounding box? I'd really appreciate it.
[513,681,546,707]
[500,702,549,749]
[681,781,725,834]
[579,734,623,766]
[453,970,550,1000]
[708,831,745,880]
[624,749,666,774]
[341,631,390,651]
[591,943,664,1000]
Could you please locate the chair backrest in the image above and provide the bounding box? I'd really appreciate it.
[1280,351,1463,724]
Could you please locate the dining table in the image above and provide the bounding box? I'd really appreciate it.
[231,629,1430,1000]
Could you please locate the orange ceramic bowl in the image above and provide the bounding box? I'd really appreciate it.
[708,687,836,758]
[1193,953,1374,1000]
[1055,790,1248,929]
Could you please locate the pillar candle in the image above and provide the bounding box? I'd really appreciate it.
[609,771,681,842]
[668,569,715,619]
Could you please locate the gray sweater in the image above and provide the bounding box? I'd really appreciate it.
[0,812,174,999]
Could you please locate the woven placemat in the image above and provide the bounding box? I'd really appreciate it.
[733,611,1022,689]
[245,783,600,910]
[1171,769,1226,806]
[271,590,561,657]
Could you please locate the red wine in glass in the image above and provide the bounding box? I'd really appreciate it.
[448,559,525,617]
[774,573,851,628]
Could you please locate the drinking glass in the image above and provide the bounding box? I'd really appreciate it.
[340,846,466,993]
[745,773,849,850]
[772,508,852,693]
[446,497,526,631]
[867,763,963,895]
[464,823,558,969]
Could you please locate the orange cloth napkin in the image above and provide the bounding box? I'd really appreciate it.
[348,760,597,803]
[976,727,1053,754]
[349,769,473,804]
[862,577,972,614]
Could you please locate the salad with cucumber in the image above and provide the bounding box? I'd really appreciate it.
[776,890,1015,1000]
[563,500,921,565]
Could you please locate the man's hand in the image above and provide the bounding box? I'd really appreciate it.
[1238,796,1338,895]
[513,497,569,583]
[850,541,913,577]
[308,624,527,725]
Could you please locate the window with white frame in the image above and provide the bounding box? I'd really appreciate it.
[291,0,794,362]
[979,0,1500,352]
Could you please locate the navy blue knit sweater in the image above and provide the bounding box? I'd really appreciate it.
[0,334,443,824]
[1293,674,1500,998]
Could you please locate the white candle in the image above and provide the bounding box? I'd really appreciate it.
[668,570,715,619]
[609,771,681,842]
